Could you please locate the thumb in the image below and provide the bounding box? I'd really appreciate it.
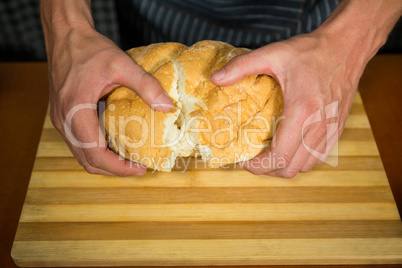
[210,47,278,86]
[116,57,173,112]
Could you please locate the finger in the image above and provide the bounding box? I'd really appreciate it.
[114,55,173,112]
[297,118,329,173]
[66,138,134,176]
[301,116,342,171]
[210,49,277,86]
[241,101,333,177]
[305,135,337,169]
[280,103,340,175]
[317,127,343,166]
[67,106,147,176]
[267,133,320,178]
[57,119,121,176]
[241,107,303,175]
[83,146,147,176]
[80,156,118,176]
[300,134,327,173]
[51,110,90,169]
[286,112,339,174]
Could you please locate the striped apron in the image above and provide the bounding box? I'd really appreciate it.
[116,0,340,49]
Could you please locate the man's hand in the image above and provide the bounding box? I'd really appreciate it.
[211,0,402,178]
[211,33,357,177]
[41,0,172,176]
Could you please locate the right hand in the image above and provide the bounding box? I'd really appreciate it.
[47,27,173,176]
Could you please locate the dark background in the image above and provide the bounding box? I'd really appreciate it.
[0,0,401,62]
[0,0,120,61]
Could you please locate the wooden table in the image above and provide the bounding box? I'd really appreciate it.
[0,55,401,268]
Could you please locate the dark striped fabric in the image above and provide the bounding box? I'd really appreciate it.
[0,0,120,61]
[116,0,340,50]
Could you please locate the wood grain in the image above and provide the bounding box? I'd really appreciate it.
[29,170,389,187]
[24,186,394,204]
[18,203,400,222]
[11,92,402,266]
[12,238,402,266]
[14,221,402,240]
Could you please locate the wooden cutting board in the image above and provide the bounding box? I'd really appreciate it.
[11,92,402,266]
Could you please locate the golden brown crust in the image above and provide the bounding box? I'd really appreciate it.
[103,41,283,171]
[104,43,186,171]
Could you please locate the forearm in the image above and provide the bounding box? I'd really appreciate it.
[210,1,402,177]
[316,0,402,70]
[40,0,95,61]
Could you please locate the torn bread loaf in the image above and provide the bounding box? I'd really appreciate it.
[103,40,283,172]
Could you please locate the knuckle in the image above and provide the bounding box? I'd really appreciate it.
[55,97,75,120]
[278,153,291,169]
[83,164,98,174]
[316,123,328,137]
[109,55,135,83]
[304,104,320,116]
[138,72,160,93]
[86,152,102,169]
[301,105,322,124]
[50,113,62,130]
[60,104,73,120]
[110,55,127,75]
[231,55,248,69]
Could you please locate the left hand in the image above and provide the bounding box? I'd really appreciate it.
[210,31,366,178]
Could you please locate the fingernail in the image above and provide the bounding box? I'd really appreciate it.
[135,170,146,176]
[134,164,147,175]
[211,68,225,81]
[237,161,249,170]
[153,92,173,111]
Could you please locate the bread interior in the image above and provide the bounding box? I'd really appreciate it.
[161,60,212,169]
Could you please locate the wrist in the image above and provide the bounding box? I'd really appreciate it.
[40,0,95,58]
[315,0,402,68]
